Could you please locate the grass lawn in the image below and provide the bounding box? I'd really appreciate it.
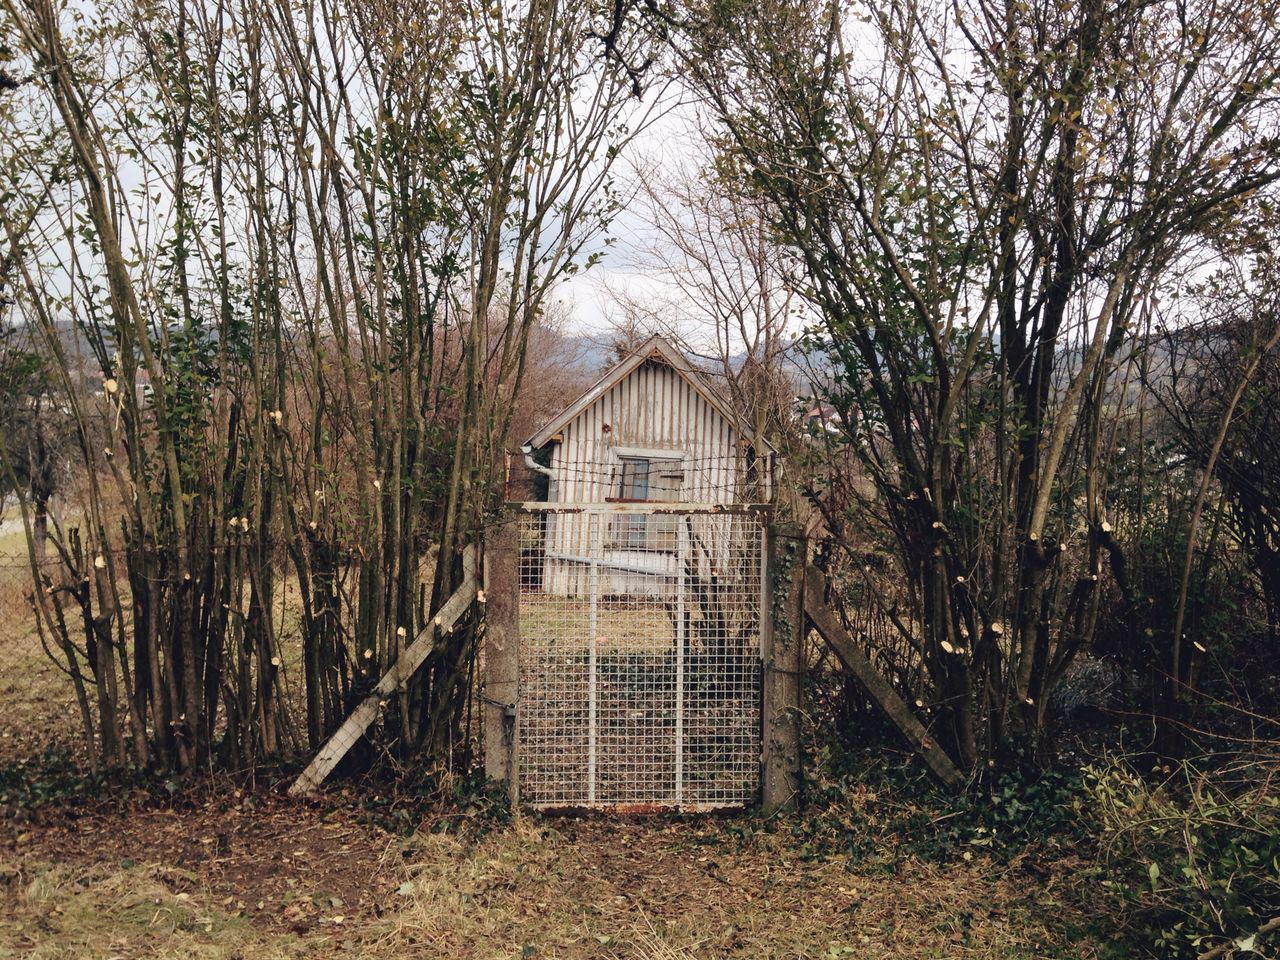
[0,528,32,557]
[520,594,678,653]
[0,568,85,764]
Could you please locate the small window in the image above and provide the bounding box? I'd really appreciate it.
[612,456,683,502]
[616,458,651,501]
[608,456,684,551]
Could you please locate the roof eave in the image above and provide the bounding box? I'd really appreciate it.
[524,334,778,455]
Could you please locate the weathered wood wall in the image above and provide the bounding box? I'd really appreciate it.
[543,358,747,596]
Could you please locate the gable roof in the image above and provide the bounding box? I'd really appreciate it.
[524,335,773,452]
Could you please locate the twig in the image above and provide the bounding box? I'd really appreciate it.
[1198,917,1280,960]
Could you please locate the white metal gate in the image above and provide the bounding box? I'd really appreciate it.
[516,504,766,810]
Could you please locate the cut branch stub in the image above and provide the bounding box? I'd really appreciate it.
[289,544,479,796]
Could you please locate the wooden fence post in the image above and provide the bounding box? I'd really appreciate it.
[289,545,478,796]
[762,522,805,815]
[484,515,519,802]
[804,565,964,790]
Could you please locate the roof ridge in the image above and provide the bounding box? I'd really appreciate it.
[523,334,765,451]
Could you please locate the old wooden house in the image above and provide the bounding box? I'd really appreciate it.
[519,335,774,595]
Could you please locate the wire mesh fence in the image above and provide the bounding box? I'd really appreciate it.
[0,503,774,801]
[516,505,766,810]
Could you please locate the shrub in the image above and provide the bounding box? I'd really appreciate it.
[797,723,1085,866]
[1081,755,1280,958]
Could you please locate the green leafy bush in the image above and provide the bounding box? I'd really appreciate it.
[1081,756,1280,958]
[796,726,1085,866]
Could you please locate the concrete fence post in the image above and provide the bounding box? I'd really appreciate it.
[762,522,805,815]
[483,515,520,802]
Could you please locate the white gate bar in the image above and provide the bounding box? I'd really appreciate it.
[675,522,687,804]
[542,550,676,578]
[587,514,599,805]
[759,522,769,657]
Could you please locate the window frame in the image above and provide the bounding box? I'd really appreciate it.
[604,447,688,552]
[604,446,689,504]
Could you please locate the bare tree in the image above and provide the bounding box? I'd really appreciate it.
[0,0,656,773]
[1154,252,1280,667]
[612,153,804,498]
[644,0,1280,767]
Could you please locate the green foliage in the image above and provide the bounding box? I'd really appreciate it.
[793,720,1085,867]
[1080,757,1280,958]
[0,748,101,814]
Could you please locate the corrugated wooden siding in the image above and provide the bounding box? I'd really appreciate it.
[543,359,746,595]
[551,358,741,502]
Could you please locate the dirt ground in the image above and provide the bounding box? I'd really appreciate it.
[0,787,1097,960]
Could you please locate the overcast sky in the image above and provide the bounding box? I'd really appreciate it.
[551,87,711,339]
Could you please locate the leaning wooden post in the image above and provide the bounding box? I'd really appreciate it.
[484,514,520,803]
[762,522,805,815]
[804,565,963,790]
[289,545,478,796]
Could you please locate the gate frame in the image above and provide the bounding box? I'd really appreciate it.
[483,502,802,813]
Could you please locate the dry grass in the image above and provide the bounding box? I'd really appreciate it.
[0,860,317,959]
[365,817,1089,959]
[0,572,83,762]
[0,806,1095,960]
[521,594,677,653]
[0,528,31,557]
[0,787,412,958]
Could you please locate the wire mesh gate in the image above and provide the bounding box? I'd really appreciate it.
[516,504,766,810]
